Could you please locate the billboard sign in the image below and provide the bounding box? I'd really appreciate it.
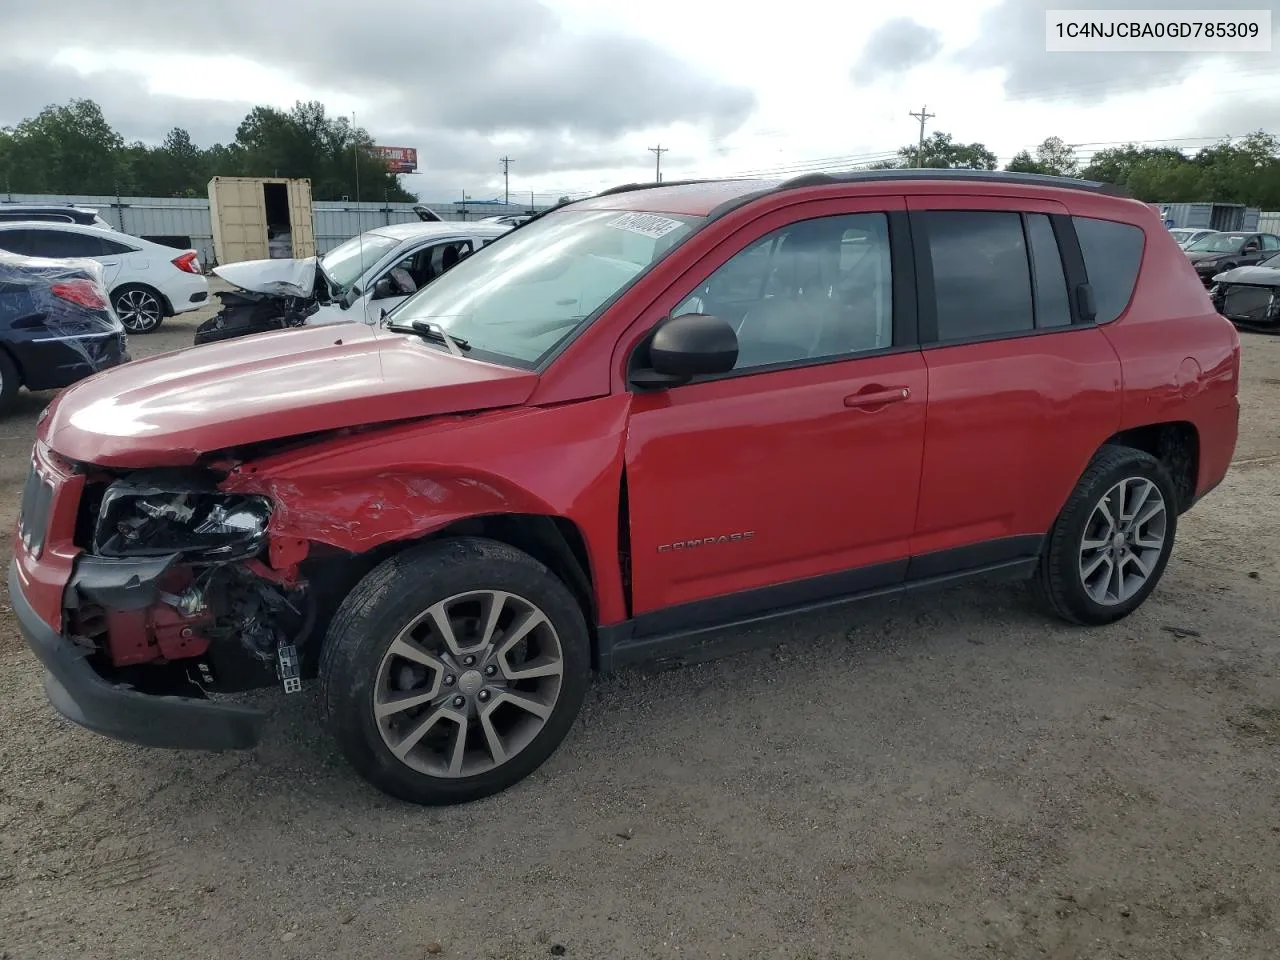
[372,145,418,174]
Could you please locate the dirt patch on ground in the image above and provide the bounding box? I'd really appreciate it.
[1,321,1279,960]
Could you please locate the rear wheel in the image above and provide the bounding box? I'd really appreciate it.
[1032,444,1178,625]
[0,349,19,415]
[320,537,591,806]
[112,285,165,334]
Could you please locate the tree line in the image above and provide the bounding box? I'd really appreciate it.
[868,130,1280,208]
[0,98,415,202]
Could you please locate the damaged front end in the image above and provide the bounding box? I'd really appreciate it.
[11,451,346,752]
[1209,270,1280,333]
[194,257,330,346]
[193,287,321,345]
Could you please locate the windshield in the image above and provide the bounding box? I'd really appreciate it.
[386,208,703,367]
[1260,254,1280,269]
[320,232,401,292]
[1186,233,1247,253]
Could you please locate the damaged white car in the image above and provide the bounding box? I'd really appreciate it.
[194,221,512,344]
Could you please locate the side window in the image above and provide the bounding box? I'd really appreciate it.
[0,229,35,255]
[98,237,137,256]
[27,229,107,259]
[921,211,1033,341]
[1072,216,1144,324]
[1261,234,1280,251]
[1025,214,1072,328]
[673,212,894,372]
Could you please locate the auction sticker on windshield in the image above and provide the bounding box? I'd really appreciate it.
[607,212,685,239]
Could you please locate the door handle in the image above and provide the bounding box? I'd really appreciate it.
[844,385,911,409]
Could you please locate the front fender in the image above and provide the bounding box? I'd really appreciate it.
[219,396,633,623]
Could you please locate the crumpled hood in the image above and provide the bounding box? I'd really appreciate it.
[39,322,539,467]
[1211,264,1280,286]
[213,257,320,297]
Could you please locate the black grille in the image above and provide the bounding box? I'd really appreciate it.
[1221,284,1275,322]
[18,461,54,556]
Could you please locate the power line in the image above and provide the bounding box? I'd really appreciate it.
[908,105,936,168]
[648,144,668,183]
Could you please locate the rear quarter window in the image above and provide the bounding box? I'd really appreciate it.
[1072,216,1144,324]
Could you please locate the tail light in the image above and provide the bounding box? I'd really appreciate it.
[51,279,110,311]
[172,251,202,274]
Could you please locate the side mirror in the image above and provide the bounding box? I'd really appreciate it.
[372,276,397,300]
[631,313,738,388]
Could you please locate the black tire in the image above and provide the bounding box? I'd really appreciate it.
[112,284,166,334]
[320,537,592,806]
[0,348,20,416]
[1032,444,1178,626]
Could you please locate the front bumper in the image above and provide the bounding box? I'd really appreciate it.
[8,559,263,752]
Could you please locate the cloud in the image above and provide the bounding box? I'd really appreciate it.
[957,0,1280,104]
[0,63,249,147]
[0,0,756,142]
[851,17,944,85]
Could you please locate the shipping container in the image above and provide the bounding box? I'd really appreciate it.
[207,176,316,265]
[1157,202,1260,232]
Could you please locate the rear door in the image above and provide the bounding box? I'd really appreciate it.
[907,196,1123,570]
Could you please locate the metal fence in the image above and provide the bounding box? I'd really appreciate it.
[0,193,548,265]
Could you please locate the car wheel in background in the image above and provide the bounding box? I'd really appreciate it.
[0,349,19,415]
[112,285,166,334]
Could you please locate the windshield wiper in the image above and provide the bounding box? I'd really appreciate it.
[387,317,470,355]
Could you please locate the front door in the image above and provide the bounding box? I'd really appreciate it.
[361,239,476,324]
[622,201,928,631]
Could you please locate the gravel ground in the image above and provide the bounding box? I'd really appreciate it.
[1,296,1279,960]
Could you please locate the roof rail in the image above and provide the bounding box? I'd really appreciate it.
[592,178,720,198]
[776,168,1131,198]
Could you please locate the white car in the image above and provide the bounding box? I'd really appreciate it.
[0,221,208,333]
[0,203,114,229]
[213,221,512,327]
[1169,227,1218,249]
[478,214,531,226]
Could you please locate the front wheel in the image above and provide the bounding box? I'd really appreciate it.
[320,537,591,805]
[1032,444,1178,625]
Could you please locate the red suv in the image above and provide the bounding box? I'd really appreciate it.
[10,171,1240,806]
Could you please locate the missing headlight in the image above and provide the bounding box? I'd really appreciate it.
[93,476,271,562]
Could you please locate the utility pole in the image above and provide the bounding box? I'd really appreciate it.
[648,144,668,183]
[908,105,935,168]
[499,156,513,206]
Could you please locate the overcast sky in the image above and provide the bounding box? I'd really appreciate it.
[1,0,1278,202]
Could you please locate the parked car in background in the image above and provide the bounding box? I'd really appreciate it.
[195,221,511,344]
[1209,253,1280,330]
[1168,227,1217,249]
[0,204,113,230]
[478,215,532,226]
[1183,230,1280,286]
[9,170,1240,807]
[0,250,129,415]
[0,222,207,334]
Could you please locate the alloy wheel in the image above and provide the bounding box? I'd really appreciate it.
[373,590,565,778]
[1077,477,1168,606]
[115,289,162,333]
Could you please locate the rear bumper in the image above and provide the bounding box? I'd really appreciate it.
[8,558,263,752]
[164,273,210,315]
[8,331,129,391]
